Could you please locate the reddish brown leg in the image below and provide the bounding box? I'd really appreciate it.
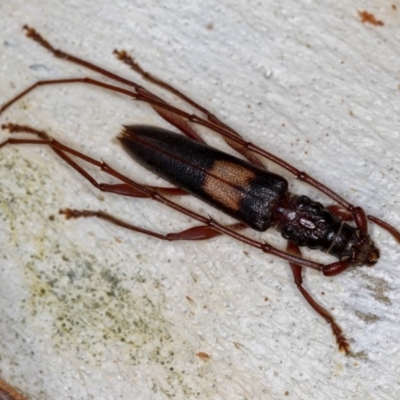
[62,208,246,241]
[113,49,265,167]
[287,241,350,354]
[2,123,243,240]
[0,377,27,400]
[0,28,294,174]
[1,123,187,198]
[328,205,400,244]
[327,205,370,235]
[327,205,354,221]
[2,26,399,242]
[113,46,400,243]
[109,46,372,220]
[1,122,326,270]
[368,215,400,243]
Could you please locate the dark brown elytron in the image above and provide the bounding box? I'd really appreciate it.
[1,26,399,355]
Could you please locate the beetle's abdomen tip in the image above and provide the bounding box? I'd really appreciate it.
[118,124,150,139]
[117,125,131,142]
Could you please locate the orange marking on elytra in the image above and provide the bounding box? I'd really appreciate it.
[203,160,255,211]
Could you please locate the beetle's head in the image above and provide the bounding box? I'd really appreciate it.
[344,230,380,267]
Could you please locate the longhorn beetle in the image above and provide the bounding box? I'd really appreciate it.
[1,26,399,354]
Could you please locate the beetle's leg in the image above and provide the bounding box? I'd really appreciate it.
[0,27,394,216]
[327,204,368,235]
[328,205,400,243]
[1,123,244,239]
[2,122,237,238]
[1,76,146,116]
[3,27,399,243]
[0,123,244,238]
[3,27,204,145]
[368,215,400,243]
[19,25,219,143]
[1,123,325,270]
[1,123,187,198]
[327,205,354,221]
[5,26,263,167]
[287,241,350,354]
[328,205,369,235]
[113,49,264,167]
[113,48,400,242]
[62,208,246,241]
[321,261,351,276]
[5,27,398,244]
[0,377,27,400]
[5,27,398,242]
[2,123,237,239]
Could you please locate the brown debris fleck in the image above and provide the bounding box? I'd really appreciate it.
[358,10,384,26]
[196,351,211,361]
